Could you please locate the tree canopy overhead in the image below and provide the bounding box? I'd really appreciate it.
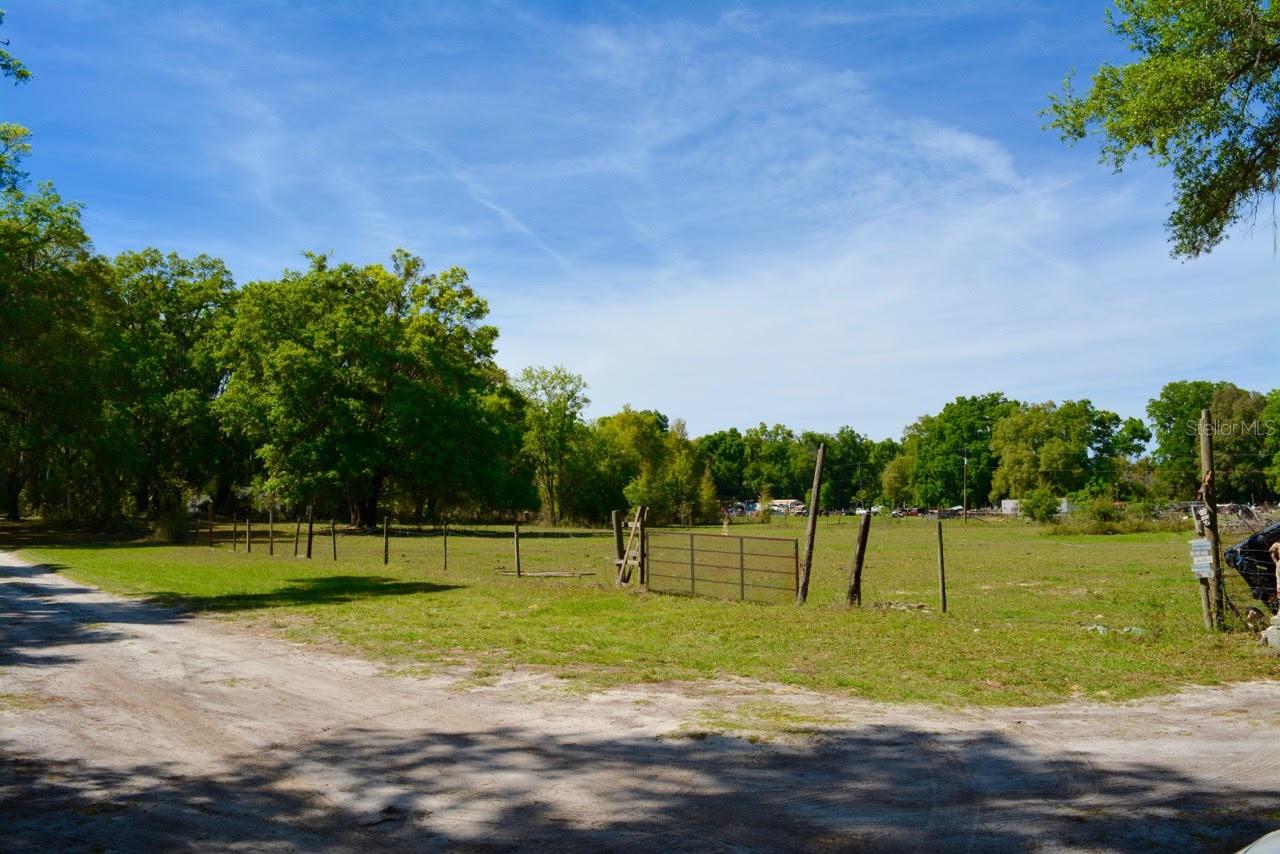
[1048,0,1280,257]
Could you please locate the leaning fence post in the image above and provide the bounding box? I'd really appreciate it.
[293,514,302,557]
[268,507,274,556]
[331,519,338,561]
[797,442,825,603]
[612,510,624,572]
[305,506,314,559]
[846,512,872,607]
[514,522,522,577]
[383,515,389,565]
[936,519,948,613]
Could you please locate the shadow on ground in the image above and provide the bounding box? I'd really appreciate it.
[2,715,1276,852]
[142,575,463,613]
[0,561,460,668]
[0,562,186,668]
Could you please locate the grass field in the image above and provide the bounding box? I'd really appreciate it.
[7,516,1278,706]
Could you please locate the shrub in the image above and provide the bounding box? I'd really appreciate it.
[1050,498,1187,535]
[1020,487,1059,523]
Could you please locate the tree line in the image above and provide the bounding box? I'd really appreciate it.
[5,15,1280,534]
[5,150,1280,532]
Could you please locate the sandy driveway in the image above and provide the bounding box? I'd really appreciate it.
[2,551,1280,852]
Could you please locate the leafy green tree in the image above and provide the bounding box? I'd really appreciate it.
[0,10,28,84]
[905,393,1016,507]
[742,423,807,500]
[801,427,863,510]
[880,450,914,508]
[216,250,502,527]
[1208,383,1270,502]
[0,183,111,520]
[621,419,711,525]
[0,10,32,191]
[989,399,1148,501]
[1020,486,1060,524]
[1264,389,1280,495]
[864,437,901,505]
[694,427,747,500]
[1144,379,1270,501]
[595,406,669,478]
[108,249,237,522]
[515,365,589,525]
[1047,0,1280,256]
[696,464,719,520]
[0,123,28,191]
[1147,380,1219,497]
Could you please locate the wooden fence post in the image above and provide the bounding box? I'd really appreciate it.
[936,519,948,613]
[639,506,649,586]
[268,507,274,556]
[232,515,238,552]
[443,522,449,572]
[1199,409,1224,629]
[305,506,314,559]
[738,536,745,601]
[209,504,215,547]
[846,512,872,607]
[383,515,389,565]
[293,514,301,558]
[612,510,624,572]
[246,516,252,553]
[331,519,337,561]
[513,522,522,577]
[797,443,825,603]
[689,531,696,596]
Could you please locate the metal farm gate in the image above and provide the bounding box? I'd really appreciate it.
[644,530,798,603]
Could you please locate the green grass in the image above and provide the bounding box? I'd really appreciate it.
[7,516,1277,706]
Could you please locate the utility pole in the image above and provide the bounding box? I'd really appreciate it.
[1199,409,1224,630]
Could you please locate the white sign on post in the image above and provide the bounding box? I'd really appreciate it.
[1189,538,1214,579]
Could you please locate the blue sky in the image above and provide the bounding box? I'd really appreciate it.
[8,1,1279,438]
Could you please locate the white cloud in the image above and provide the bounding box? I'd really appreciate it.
[25,1,1278,439]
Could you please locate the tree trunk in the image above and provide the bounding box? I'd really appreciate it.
[349,474,385,529]
[5,473,22,521]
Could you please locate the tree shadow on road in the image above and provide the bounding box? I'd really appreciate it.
[1,713,1276,852]
[0,561,189,668]
[0,561,460,668]
[145,575,463,613]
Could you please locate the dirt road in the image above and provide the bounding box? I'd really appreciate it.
[2,551,1280,852]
